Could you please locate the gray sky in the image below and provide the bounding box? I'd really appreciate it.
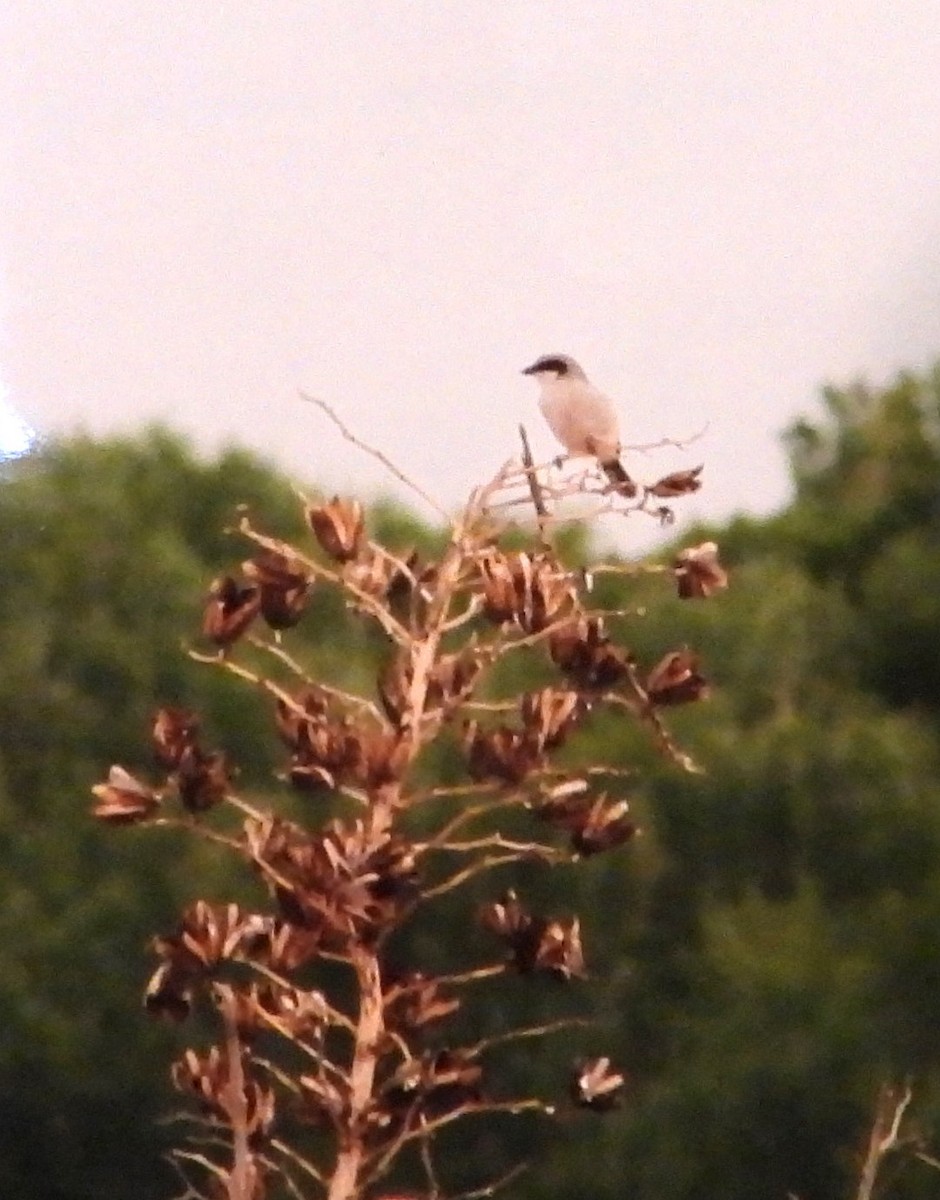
[4,2,940,538]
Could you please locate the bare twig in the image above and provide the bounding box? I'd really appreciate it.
[248,635,387,724]
[421,852,534,901]
[451,1160,531,1200]
[855,1081,914,1200]
[300,391,448,520]
[518,423,551,549]
[420,1130,443,1200]
[430,834,567,860]
[465,1016,590,1059]
[270,1138,328,1190]
[362,1099,554,1193]
[604,675,704,775]
[624,422,709,454]
[423,796,528,845]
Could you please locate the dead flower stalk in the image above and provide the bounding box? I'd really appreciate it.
[93,417,725,1200]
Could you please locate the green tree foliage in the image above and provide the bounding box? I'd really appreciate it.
[723,365,940,708]
[0,430,331,1198]
[6,364,940,1199]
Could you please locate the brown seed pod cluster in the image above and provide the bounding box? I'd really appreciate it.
[480,890,586,980]
[153,705,231,812]
[532,779,637,857]
[462,686,586,785]
[548,616,632,690]
[276,686,410,795]
[478,548,577,632]
[243,813,419,950]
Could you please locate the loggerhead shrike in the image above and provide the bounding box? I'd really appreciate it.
[522,354,637,497]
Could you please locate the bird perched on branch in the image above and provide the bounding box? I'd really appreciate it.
[522,354,637,497]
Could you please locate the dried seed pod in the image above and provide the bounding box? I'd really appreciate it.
[531,777,592,827]
[382,1048,483,1119]
[353,728,411,790]
[202,576,260,647]
[674,541,729,599]
[274,686,330,750]
[427,649,484,713]
[463,721,541,785]
[176,745,230,812]
[152,707,200,768]
[305,496,364,562]
[569,796,637,856]
[171,1043,276,1138]
[520,687,583,751]
[570,1056,626,1111]
[143,960,193,1022]
[529,916,586,980]
[645,648,709,706]
[91,765,160,824]
[479,889,533,943]
[243,548,312,629]
[344,545,397,598]
[549,617,631,689]
[481,892,585,980]
[378,652,412,728]
[648,464,703,498]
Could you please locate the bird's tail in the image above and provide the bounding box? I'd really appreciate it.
[601,458,637,498]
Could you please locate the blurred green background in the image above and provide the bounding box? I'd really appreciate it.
[5,368,940,1199]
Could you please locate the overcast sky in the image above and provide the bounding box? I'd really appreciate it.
[4,2,940,538]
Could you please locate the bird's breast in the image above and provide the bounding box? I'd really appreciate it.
[539,383,620,459]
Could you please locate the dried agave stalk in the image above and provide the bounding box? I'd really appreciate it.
[94,434,726,1200]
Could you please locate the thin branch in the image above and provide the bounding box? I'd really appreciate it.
[257,1154,309,1200]
[166,1154,213,1200]
[170,1149,228,1184]
[269,1138,328,1189]
[624,423,709,454]
[855,1082,914,1200]
[396,963,506,991]
[430,834,567,861]
[604,677,704,775]
[451,1160,531,1200]
[465,1016,590,1059]
[150,818,244,854]
[252,1056,304,1093]
[247,635,387,724]
[367,1098,555,1177]
[408,781,502,806]
[423,796,528,845]
[421,852,532,901]
[518,424,551,550]
[590,561,671,578]
[299,391,448,520]
[420,1130,443,1200]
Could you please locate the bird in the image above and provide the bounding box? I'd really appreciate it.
[521,354,637,496]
